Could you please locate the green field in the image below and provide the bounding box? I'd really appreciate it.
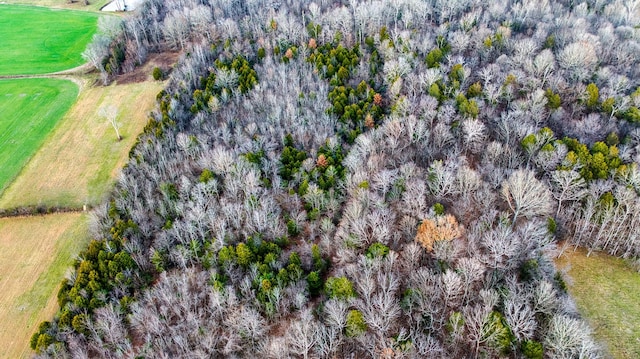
[556,248,640,359]
[0,79,165,209]
[0,5,99,75]
[2,0,110,12]
[0,78,78,194]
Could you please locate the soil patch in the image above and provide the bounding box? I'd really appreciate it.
[117,51,180,85]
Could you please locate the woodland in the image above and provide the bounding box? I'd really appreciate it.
[30,0,640,358]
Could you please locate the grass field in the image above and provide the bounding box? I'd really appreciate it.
[556,248,640,359]
[0,78,78,194]
[2,0,110,12]
[0,79,164,209]
[0,213,89,359]
[0,5,99,75]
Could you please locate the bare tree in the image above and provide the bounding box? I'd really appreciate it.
[82,34,111,84]
[286,309,319,359]
[501,169,553,224]
[558,41,598,82]
[98,105,122,141]
[550,170,588,217]
[544,314,599,359]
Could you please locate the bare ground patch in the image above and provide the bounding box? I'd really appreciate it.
[117,51,180,84]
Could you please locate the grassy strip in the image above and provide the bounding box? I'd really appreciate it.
[556,247,640,359]
[2,0,110,12]
[0,212,89,359]
[0,79,165,209]
[0,5,99,75]
[0,78,78,194]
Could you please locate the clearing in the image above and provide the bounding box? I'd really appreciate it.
[556,247,640,359]
[0,4,99,75]
[0,213,89,359]
[0,79,165,209]
[0,78,78,194]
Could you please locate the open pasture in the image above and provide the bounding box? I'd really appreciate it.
[0,78,165,209]
[556,248,640,359]
[0,78,78,194]
[0,5,99,75]
[0,212,88,359]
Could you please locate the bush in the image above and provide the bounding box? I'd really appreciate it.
[325,276,355,300]
[307,271,323,296]
[485,311,515,354]
[545,88,561,109]
[345,310,367,337]
[521,339,544,359]
[152,66,163,81]
[433,202,445,215]
[366,242,389,258]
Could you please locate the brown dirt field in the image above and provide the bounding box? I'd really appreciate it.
[0,213,88,359]
[117,51,180,84]
[0,79,164,209]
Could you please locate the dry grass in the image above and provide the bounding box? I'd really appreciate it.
[0,79,164,209]
[0,213,89,359]
[556,247,640,359]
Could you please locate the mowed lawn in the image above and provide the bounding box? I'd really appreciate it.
[2,0,109,12]
[556,248,640,359]
[0,5,99,75]
[0,79,165,208]
[0,213,89,359]
[0,78,78,194]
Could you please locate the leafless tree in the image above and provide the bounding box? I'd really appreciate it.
[501,169,553,224]
[286,309,320,359]
[98,105,122,141]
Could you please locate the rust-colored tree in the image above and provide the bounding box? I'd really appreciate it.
[415,214,463,251]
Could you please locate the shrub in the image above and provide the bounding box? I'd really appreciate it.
[585,83,599,110]
[345,310,367,337]
[433,202,445,215]
[545,89,561,109]
[199,168,214,183]
[521,339,544,359]
[485,311,516,354]
[152,66,163,81]
[307,271,323,296]
[325,276,355,300]
[366,242,389,258]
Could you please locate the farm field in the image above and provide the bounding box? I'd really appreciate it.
[0,1,171,358]
[0,78,78,195]
[0,79,165,209]
[0,213,88,359]
[556,248,640,359]
[2,0,109,12]
[0,4,99,75]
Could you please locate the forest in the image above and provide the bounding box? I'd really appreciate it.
[31,0,640,357]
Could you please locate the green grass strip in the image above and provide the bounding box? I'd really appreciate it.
[0,78,78,193]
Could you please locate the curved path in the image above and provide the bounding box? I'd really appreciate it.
[0,62,93,91]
